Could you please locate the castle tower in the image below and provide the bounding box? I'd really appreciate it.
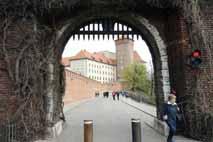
[115,38,134,80]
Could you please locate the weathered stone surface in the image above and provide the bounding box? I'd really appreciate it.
[0,1,213,141]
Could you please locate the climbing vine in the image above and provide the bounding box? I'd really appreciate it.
[0,0,212,141]
[0,14,65,141]
[180,1,213,141]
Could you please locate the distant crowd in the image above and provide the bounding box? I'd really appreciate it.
[95,91,129,101]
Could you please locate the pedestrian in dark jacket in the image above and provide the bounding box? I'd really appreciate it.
[117,92,120,100]
[112,91,116,101]
[163,94,179,142]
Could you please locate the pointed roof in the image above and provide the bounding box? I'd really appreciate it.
[62,50,146,66]
[72,50,93,59]
[134,51,146,63]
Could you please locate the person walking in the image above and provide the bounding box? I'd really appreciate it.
[117,91,120,100]
[112,91,116,101]
[163,94,179,142]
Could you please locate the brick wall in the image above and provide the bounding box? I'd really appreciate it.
[0,60,17,122]
[0,21,35,123]
[0,60,9,120]
[202,6,213,111]
[165,9,213,140]
[63,69,122,105]
[166,14,189,102]
[0,3,212,140]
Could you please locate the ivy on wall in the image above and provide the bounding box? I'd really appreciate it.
[0,0,212,141]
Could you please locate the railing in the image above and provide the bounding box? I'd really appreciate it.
[0,123,16,142]
[127,91,156,106]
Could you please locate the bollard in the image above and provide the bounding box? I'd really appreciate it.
[84,120,93,142]
[131,118,141,142]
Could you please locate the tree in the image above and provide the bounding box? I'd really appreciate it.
[121,62,151,94]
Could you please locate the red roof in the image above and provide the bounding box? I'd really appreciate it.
[61,57,72,66]
[62,50,145,66]
[134,51,146,63]
[69,50,116,65]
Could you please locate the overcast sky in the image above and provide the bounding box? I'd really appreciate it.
[62,36,153,71]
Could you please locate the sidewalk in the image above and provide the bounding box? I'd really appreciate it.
[120,97,201,142]
[35,98,95,142]
[120,97,157,117]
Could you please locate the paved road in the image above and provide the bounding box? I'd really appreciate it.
[53,97,199,142]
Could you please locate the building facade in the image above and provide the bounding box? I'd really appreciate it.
[69,50,116,83]
[63,39,145,83]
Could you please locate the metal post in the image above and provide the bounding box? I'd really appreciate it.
[84,120,93,142]
[131,118,141,142]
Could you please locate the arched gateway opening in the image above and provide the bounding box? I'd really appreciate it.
[1,1,213,142]
[56,13,170,119]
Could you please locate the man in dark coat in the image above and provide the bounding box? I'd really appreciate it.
[163,94,179,142]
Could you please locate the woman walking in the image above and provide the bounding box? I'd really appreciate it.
[163,94,179,142]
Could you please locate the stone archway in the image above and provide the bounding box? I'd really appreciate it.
[1,1,213,141]
[54,10,170,118]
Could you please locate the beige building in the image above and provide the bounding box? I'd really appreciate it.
[61,39,145,83]
[68,50,116,84]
